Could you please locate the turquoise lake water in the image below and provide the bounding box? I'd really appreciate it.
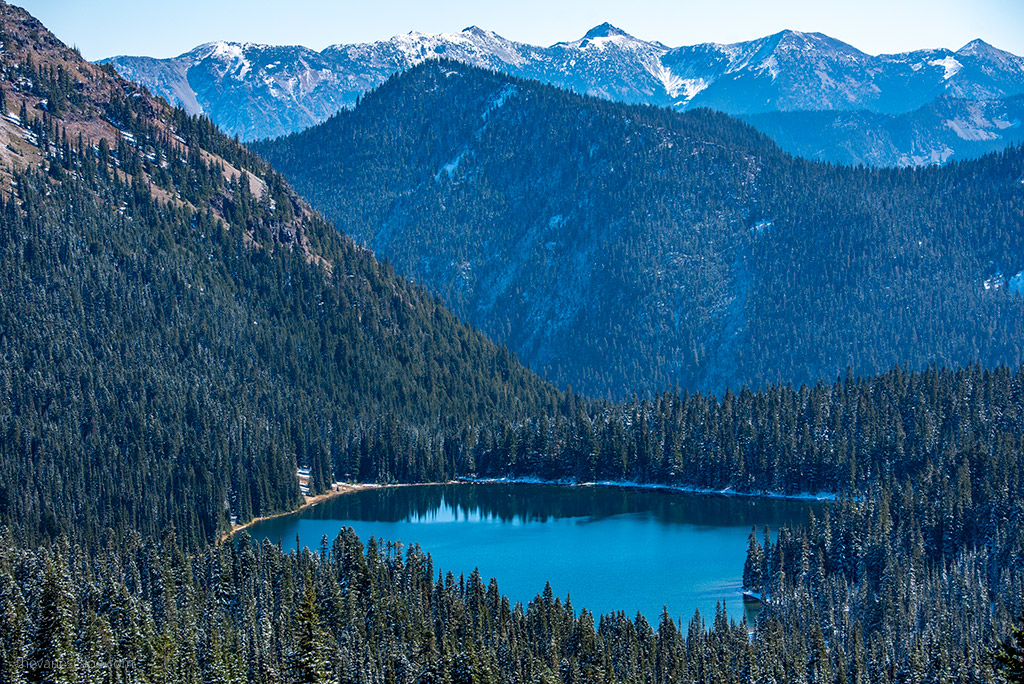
[245,482,821,625]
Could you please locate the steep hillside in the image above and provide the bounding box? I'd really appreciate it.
[4,8,1024,684]
[105,26,1024,166]
[256,61,1024,397]
[0,4,559,549]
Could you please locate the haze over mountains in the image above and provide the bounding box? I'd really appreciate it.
[745,94,1024,167]
[256,61,1024,398]
[105,24,1024,166]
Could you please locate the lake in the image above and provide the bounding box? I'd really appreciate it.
[245,482,822,625]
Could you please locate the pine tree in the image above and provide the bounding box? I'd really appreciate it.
[743,527,764,594]
[994,618,1024,683]
[289,584,333,684]
[27,559,77,684]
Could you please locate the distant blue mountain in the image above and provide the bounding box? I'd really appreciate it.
[742,94,1024,166]
[102,27,1024,166]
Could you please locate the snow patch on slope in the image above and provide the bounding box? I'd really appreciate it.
[483,84,518,120]
[758,55,780,80]
[984,271,1005,290]
[649,61,707,102]
[930,56,963,80]
[676,78,709,103]
[435,150,468,181]
[580,34,632,51]
[945,117,998,141]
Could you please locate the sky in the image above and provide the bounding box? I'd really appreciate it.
[15,0,1024,61]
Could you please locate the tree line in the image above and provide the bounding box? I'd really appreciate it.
[0,6,1022,681]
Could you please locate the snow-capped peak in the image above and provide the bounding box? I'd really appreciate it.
[764,30,868,61]
[957,39,997,57]
[583,23,632,40]
[194,41,267,58]
[461,26,493,38]
[107,25,1024,143]
[955,38,1024,74]
[192,41,258,80]
[559,22,664,53]
[383,27,532,68]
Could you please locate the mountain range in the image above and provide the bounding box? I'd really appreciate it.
[744,94,1024,166]
[104,24,1024,166]
[1,6,1023,683]
[255,60,1024,398]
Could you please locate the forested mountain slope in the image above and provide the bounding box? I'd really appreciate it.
[256,61,1024,398]
[0,3,559,550]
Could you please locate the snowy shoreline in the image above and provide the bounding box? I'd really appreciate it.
[225,476,835,542]
[456,475,837,502]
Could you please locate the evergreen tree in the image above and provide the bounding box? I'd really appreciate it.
[742,527,764,594]
[26,559,77,684]
[994,618,1024,683]
[289,584,332,684]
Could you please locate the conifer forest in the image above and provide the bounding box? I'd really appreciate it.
[0,2,1022,682]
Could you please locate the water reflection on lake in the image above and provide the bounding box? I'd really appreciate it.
[246,483,822,625]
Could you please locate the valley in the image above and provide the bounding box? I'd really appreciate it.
[0,2,1021,683]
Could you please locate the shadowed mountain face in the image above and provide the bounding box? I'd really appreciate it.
[105,27,1024,166]
[256,61,1024,398]
[742,94,1024,166]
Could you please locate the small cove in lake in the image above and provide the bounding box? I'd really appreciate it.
[245,482,824,624]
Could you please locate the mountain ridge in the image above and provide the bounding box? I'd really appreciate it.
[743,93,1024,166]
[103,24,1024,167]
[255,59,1024,397]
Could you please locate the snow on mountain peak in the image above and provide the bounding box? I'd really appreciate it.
[195,41,256,80]
[583,23,631,40]
[930,56,964,80]
[107,25,1024,144]
[760,30,812,53]
[383,26,532,67]
[567,23,661,53]
[955,39,1024,74]
[957,39,997,57]
[767,30,867,61]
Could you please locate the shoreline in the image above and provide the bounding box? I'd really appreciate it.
[220,480,456,543]
[220,482,377,543]
[456,476,837,502]
[221,475,835,543]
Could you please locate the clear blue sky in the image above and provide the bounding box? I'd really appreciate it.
[16,0,1024,61]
